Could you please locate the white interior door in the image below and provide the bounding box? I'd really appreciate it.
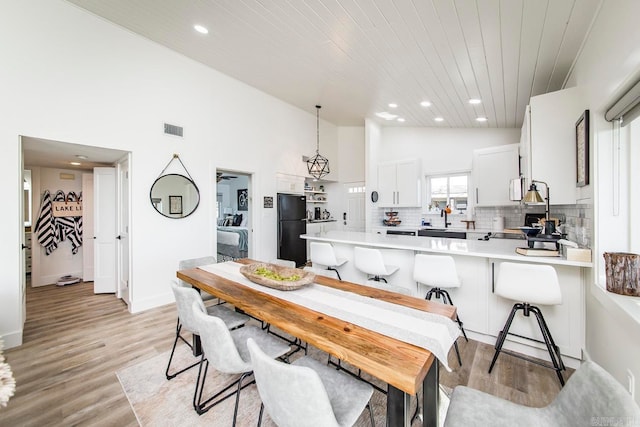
[93,167,117,294]
[117,158,130,304]
[82,173,95,282]
[342,182,365,231]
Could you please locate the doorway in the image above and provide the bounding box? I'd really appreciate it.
[215,169,252,261]
[21,137,130,303]
[342,181,366,231]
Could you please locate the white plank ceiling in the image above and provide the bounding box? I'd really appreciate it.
[64,0,601,128]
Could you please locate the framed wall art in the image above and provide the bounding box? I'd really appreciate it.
[169,195,183,214]
[237,188,248,211]
[576,110,590,187]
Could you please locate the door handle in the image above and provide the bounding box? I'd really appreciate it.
[116,235,122,240]
[21,244,27,250]
[343,212,346,220]
[491,262,495,293]
[476,188,479,203]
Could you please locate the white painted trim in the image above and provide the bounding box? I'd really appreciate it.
[466,330,582,370]
[33,270,83,287]
[1,330,23,350]
[128,292,173,314]
[591,283,640,328]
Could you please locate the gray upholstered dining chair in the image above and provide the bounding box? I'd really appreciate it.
[165,280,249,380]
[443,360,640,426]
[247,337,375,427]
[191,302,291,424]
[178,256,218,301]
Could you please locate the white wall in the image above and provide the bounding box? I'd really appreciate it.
[29,167,85,287]
[565,0,640,403]
[0,0,338,348]
[337,126,365,183]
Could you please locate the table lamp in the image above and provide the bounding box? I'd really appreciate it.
[523,180,552,233]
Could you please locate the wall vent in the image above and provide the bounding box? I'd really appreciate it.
[164,123,183,137]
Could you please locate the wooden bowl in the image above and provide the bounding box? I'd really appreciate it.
[239,263,315,291]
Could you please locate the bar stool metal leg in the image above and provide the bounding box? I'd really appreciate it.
[488,303,520,373]
[426,287,464,366]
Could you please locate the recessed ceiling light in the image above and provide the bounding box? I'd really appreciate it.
[388,103,398,108]
[476,117,488,122]
[434,117,444,122]
[375,112,398,120]
[194,24,209,34]
[397,118,405,122]
[420,101,432,107]
[468,98,482,105]
[70,161,81,166]
[75,155,88,160]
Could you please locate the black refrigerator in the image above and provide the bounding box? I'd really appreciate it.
[277,193,307,267]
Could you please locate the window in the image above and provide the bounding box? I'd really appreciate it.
[427,173,469,212]
[216,193,223,219]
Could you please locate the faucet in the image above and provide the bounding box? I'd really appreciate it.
[441,206,451,228]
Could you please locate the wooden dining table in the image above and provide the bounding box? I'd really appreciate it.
[177,259,457,427]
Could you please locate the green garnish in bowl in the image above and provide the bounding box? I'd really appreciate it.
[255,266,300,282]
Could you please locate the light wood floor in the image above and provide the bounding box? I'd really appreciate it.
[2,280,571,426]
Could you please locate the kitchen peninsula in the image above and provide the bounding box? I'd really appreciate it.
[302,230,592,367]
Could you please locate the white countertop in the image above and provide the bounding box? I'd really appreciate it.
[302,230,592,268]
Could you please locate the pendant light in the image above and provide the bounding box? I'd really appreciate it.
[306,105,330,180]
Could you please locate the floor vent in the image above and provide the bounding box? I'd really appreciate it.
[164,123,183,137]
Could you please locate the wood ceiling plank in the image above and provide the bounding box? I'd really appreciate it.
[548,0,601,90]
[476,0,507,128]
[454,0,498,127]
[529,0,574,96]
[500,0,525,128]
[515,0,548,128]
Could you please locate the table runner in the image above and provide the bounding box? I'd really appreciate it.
[198,262,459,371]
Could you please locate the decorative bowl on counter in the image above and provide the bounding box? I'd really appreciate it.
[516,226,543,237]
[239,263,315,291]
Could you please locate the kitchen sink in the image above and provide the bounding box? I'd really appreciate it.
[418,228,467,239]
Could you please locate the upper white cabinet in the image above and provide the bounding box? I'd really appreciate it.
[377,159,421,207]
[472,144,520,207]
[276,173,305,195]
[521,87,584,205]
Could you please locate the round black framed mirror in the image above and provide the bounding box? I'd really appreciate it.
[150,174,200,218]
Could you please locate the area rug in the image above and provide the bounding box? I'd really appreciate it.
[117,333,450,426]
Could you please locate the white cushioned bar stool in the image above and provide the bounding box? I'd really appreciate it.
[488,262,566,386]
[354,246,399,283]
[413,254,467,366]
[310,242,348,280]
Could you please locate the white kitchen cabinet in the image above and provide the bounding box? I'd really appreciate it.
[276,173,305,194]
[377,159,421,207]
[472,144,520,207]
[521,87,585,205]
[487,259,584,359]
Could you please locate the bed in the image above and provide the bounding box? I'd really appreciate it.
[217,226,248,261]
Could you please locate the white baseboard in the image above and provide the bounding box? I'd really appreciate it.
[1,329,23,350]
[466,330,582,370]
[129,291,173,314]
[33,271,83,287]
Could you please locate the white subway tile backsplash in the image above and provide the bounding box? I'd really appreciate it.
[368,203,592,248]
